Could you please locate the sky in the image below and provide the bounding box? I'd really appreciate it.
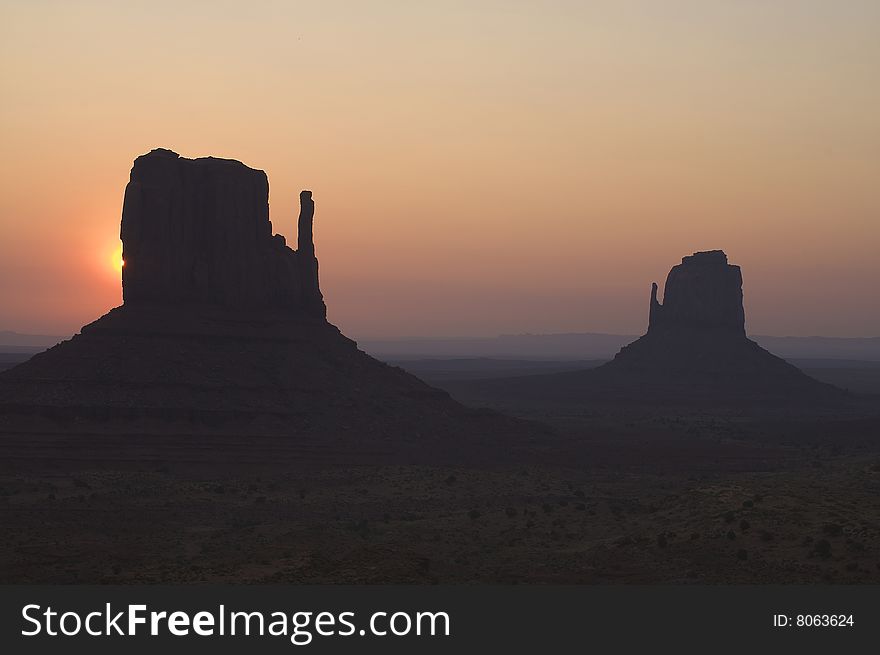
[1,0,878,338]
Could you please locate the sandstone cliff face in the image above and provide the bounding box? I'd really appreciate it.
[121,148,324,317]
[648,250,745,335]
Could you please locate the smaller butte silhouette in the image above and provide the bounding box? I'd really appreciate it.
[606,250,806,378]
[0,149,530,463]
[577,250,842,405]
[447,250,844,409]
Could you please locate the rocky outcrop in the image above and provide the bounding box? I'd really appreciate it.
[0,149,539,457]
[601,250,842,400]
[648,250,744,335]
[441,250,845,410]
[121,148,324,317]
[611,250,793,372]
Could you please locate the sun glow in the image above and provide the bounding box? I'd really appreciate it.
[111,243,124,273]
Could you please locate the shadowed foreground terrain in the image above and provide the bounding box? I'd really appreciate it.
[2,408,880,584]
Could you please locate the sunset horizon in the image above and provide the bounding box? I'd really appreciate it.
[2,1,878,339]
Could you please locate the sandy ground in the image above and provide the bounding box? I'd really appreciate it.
[3,410,879,584]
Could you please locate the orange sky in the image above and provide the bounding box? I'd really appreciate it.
[1,1,878,338]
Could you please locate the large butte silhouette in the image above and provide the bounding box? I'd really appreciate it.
[0,149,529,462]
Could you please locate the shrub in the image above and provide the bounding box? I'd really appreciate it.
[814,539,832,559]
[822,523,843,537]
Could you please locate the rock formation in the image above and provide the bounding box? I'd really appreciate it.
[0,149,533,462]
[444,250,845,410]
[598,249,844,402]
[647,250,744,336]
[121,149,324,317]
[608,250,810,374]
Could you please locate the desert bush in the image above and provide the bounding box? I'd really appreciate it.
[822,523,843,537]
[813,539,832,559]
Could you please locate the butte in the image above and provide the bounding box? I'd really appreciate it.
[0,149,535,466]
[446,250,845,410]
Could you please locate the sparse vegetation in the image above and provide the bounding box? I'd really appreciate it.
[813,539,832,559]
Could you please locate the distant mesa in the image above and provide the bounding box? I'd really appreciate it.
[445,250,845,409]
[0,149,531,462]
[594,249,845,402]
[606,250,809,378]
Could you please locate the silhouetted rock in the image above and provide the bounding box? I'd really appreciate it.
[597,250,832,396]
[443,250,847,410]
[610,250,799,377]
[121,149,324,317]
[0,149,537,462]
[648,250,744,335]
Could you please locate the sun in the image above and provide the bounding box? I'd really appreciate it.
[111,243,124,273]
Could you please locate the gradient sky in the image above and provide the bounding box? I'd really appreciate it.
[1,1,878,338]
